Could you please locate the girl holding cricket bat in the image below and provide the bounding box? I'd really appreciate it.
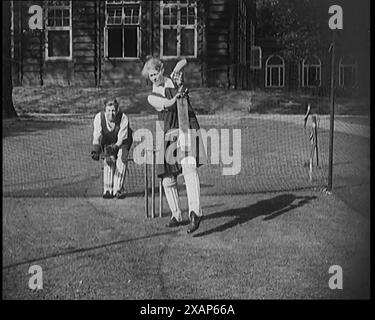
[141,57,205,234]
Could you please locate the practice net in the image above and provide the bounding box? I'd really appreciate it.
[4,108,366,199]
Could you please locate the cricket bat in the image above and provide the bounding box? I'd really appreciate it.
[173,59,187,74]
[177,91,190,151]
[175,60,190,152]
[304,103,311,128]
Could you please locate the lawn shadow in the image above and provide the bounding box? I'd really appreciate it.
[3,117,82,138]
[159,202,226,220]
[3,230,179,270]
[193,194,316,237]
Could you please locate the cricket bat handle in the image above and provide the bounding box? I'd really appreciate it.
[173,59,187,73]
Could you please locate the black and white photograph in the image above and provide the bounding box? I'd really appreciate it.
[2,0,371,305]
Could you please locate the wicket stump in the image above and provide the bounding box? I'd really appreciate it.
[144,148,163,218]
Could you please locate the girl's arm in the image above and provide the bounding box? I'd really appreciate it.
[115,114,129,147]
[170,59,187,88]
[92,112,102,145]
[148,93,181,111]
[163,93,181,108]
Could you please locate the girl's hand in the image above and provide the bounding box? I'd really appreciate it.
[163,93,181,109]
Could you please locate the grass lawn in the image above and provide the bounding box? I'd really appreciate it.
[4,86,370,300]
[12,85,370,116]
[335,115,370,126]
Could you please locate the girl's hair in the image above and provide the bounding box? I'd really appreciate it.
[104,98,119,110]
[141,56,164,79]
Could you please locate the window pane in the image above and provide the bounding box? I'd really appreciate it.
[266,68,271,87]
[55,9,63,19]
[56,18,63,27]
[48,8,55,18]
[342,56,356,65]
[163,8,170,25]
[343,67,355,87]
[124,9,131,24]
[308,67,319,86]
[181,29,194,56]
[108,28,123,57]
[124,27,138,57]
[181,7,188,25]
[303,66,308,86]
[171,7,177,25]
[163,6,177,25]
[268,56,282,65]
[302,66,309,87]
[310,67,316,82]
[124,6,139,25]
[48,30,70,57]
[163,29,177,56]
[251,47,261,69]
[47,5,71,27]
[132,8,139,24]
[271,68,278,86]
[48,0,70,5]
[107,7,123,25]
[340,67,344,86]
[188,7,195,25]
[47,9,55,26]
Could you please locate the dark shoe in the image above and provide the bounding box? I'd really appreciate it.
[166,217,180,228]
[187,211,202,234]
[103,191,113,199]
[115,190,126,199]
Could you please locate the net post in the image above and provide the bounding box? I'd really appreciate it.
[313,115,319,167]
[328,30,336,191]
[151,148,155,218]
[159,178,163,218]
[144,150,148,218]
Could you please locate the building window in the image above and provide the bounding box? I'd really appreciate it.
[302,56,321,87]
[249,21,262,70]
[45,1,72,61]
[105,0,141,59]
[339,56,357,88]
[250,46,262,70]
[265,55,285,88]
[160,0,197,58]
[11,0,15,60]
[238,0,247,64]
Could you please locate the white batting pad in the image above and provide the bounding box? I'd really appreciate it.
[181,155,196,166]
[103,161,115,194]
[182,166,202,217]
[162,176,182,221]
[113,157,127,194]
